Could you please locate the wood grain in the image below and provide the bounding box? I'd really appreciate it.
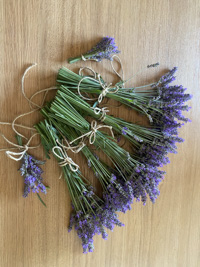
[0,0,199,266]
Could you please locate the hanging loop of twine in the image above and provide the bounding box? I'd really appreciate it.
[79,67,97,78]
[52,141,79,172]
[70,120,114,145]
[110,55,125,87]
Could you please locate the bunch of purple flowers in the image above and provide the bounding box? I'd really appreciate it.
[35,120,124,253]
[68,36,120,64]
[19,153,47,198]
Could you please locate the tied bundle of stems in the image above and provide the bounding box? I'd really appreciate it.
[56,66,192,166]
[40,109,133,213]
[35,120,124,254]
[55,86,180,167]
[57,66,191,130]
[38,96,165,205]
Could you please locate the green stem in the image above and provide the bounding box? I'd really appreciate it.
[68,56,82,64]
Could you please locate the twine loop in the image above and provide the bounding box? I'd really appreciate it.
[6,145,28,161]
[81,55,87,61]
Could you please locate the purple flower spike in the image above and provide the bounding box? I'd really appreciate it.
[122,126,128,135]
[19,153,47,197]
[69,203,124,254]
[68,37,120,64]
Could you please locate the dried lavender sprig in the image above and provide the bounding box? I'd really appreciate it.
[68,37,120,64]
[19,153,47,198]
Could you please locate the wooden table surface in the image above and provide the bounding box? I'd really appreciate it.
[0,1,199,266]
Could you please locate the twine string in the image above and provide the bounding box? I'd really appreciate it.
[0,122,35,131]
[1,64,57,158]
[79,67,97,78]
[12,64,58,139]
[81,55,98,62]
[97,73,119,103]
[110,55,125,87]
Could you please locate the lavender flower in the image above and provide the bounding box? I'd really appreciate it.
[19,153,47,197]
[129,163,165,204]
[68,37,120,64]
[68,196,124,254]
[122,126,128,135]
[103,179,133,213]
[87,159,91,168]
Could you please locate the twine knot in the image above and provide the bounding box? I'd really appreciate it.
[97,73,119,104]
[91,107,109,122]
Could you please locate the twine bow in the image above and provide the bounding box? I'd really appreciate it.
[70,120,114,145]
[52,141,79,172]
[97,73,119,104]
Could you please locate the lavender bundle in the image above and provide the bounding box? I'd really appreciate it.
[40,107,133,213]
[56,67,192,167]
[39,95,165,205]
[35,120,124,253]
[68,37,120,64]
[55,86,176,167]
[6,135,48,204]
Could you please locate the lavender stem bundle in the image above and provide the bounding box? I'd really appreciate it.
[56,66,192,166]
[39,108,133,213]
[55,86,179,167]
[39,96,165,205]
[35,120,124,253]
